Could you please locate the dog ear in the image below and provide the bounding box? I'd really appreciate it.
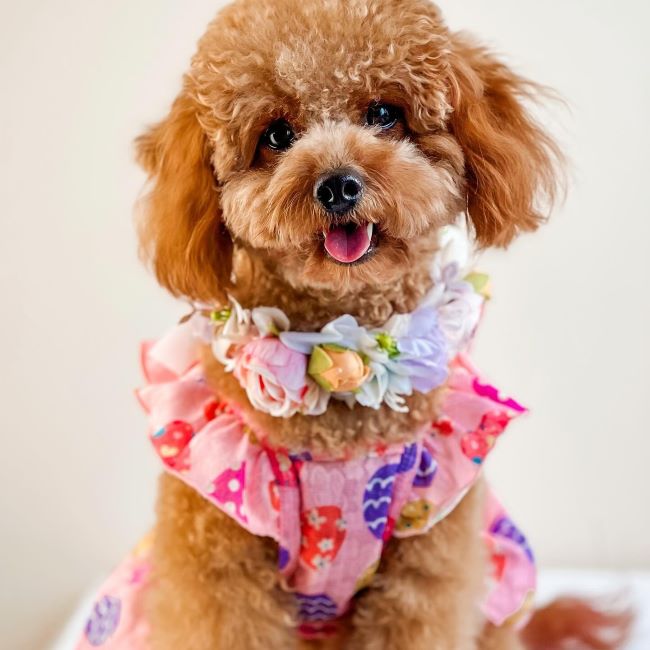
[448,33,563,247]
[135,90,233,302]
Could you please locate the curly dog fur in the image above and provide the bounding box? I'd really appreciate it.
[131,0,631,648]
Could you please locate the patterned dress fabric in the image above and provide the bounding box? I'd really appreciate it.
[75,321,535,647]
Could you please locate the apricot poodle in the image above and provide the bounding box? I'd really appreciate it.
[80,1,632,649]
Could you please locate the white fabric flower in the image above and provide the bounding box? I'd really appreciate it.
[281,315,377,355]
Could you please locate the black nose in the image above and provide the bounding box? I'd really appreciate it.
[315,170,364,214]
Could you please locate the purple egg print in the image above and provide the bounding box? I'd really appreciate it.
[396,443,418,473]
[278,546,290,570]
[490,516,535,562]
[295,593,338,622]
[363,463,399,539]
[289,451,313,462]
[413,448,437,487]
[84,595,121,646]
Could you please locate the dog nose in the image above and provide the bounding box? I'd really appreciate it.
[315,170,364,214]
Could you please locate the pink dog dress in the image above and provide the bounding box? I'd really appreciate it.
[75,320,536,648]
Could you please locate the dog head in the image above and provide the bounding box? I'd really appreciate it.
[136,0,561,303]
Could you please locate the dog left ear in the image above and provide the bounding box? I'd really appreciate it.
[448,33,564,247]
[135,89,233,302]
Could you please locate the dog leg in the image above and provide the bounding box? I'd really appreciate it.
[146,474,299,650]
[477,623,525,650]
[345,481,487,650]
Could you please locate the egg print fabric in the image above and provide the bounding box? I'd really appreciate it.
[75,320,535,647]
[76,538,151,649]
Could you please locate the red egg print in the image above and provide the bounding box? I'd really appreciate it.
[268,480,280,512]
[151,420,194,470]
[203,398,227,422]
[267,449,299,487]
[460,411,511,464]
[373,443,389,456]
[490,552,507,581]
[461,430,491,464]
[297,621,339,639]
[480,411,511,438]
[300,506,347,570]
[432,417,454,436]
[382,516,396,542]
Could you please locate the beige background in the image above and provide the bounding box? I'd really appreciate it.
[1,0,649,648]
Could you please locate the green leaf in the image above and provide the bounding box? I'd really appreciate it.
[464,272,490,296]
[210,307,232,322]
[308,346,333,374]
[321,343,348,353]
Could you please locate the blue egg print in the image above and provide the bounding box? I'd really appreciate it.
[490,516,535,562]
[396,443,418,473]
[295,593,338,622]
[413,448,437,487]
[278,546,290,570]
[363,463,399,539]
[289,451,313,462]
[84,595,121,646]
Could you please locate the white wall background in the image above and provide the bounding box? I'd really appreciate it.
[1,0,648,648]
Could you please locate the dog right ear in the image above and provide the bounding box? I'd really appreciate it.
[447,33,564,247]
[135,89,233,303]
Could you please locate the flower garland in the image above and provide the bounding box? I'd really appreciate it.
[190,225,490,418]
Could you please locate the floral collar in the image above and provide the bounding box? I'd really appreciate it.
[190,225,490,418]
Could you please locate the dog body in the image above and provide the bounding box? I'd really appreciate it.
[135,0,559,648]
[78,0,575,648]
[131,294,530,649]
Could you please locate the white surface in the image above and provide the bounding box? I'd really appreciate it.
[1,0,649,648]
[49,571,650,650]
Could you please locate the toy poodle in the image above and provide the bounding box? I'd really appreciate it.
[75,1,631,648]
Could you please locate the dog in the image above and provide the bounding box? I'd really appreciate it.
[75,1,632,649]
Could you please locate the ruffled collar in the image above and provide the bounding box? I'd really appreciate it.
[188,225,490,418]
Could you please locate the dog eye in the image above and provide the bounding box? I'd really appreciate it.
[261,119,295,151]
[366,102,400,129]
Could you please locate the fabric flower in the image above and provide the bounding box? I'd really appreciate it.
[234,337,317,418]
[436,276,484,356]
[420,224,485,358]
[392,307,448,393]
[211,299,254,370]
[195,223,486,415]
[430,222,473,284]
[281,315,377,355]
[355,361,412,412]
[308,345,370,392]
[251,306,290,336]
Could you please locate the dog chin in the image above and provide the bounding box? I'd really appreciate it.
[242,212,441,293]
[294,239,410,292]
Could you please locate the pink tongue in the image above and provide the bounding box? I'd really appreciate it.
[324,223,371,264]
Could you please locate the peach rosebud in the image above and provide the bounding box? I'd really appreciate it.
[308,345,370,393]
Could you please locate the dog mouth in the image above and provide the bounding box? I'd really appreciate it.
[323,222,377,265]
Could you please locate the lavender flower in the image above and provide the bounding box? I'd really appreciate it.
[393,307,448,392]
